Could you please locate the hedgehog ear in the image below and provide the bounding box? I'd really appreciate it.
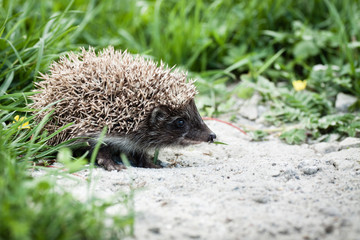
[150,107,167,125]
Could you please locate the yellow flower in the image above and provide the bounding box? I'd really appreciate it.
[292,80,307,91]
[13,115,30,129]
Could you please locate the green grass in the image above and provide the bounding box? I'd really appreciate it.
[0,110,134,239]
[0,0,360,238]
[1,1,134,239]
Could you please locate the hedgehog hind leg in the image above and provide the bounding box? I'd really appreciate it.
[96,147,127,171]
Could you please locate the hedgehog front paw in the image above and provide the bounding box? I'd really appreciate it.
[130,152,163,168]
[143,161,163,169]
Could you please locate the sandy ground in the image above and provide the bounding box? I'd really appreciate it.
[33,120,360,240]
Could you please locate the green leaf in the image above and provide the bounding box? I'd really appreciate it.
[280,129,306,144]
[293,41,319,60]
[57,147,87,173]
[0,71,14,96]
[235,82,254,99]
[250,130,269,141]
[256,48,285,76]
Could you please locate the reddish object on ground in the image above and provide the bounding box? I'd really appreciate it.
[202,117,247,135]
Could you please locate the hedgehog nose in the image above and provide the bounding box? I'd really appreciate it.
[208,132,216,143]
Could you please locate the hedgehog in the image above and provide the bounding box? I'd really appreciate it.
[31,46,216,170]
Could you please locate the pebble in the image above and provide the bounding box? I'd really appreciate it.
[239,93,261,120]
[335,93,357,112]
[253,196,270,204]
[302,166,320,175]
[312,142,339,154]
[148,227,161,234]
[297,160,320,175]
[339,137,360,150]
[283,169,300,180]
[319,207,341,217]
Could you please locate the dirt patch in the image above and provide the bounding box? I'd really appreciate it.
[33,120,360,240]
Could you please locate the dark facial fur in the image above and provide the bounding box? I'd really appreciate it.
[144,99,216,148]
[76,99,216,170]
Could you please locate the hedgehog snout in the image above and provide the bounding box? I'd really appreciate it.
[208,132,216,143]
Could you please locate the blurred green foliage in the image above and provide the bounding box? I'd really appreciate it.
[0,110,134,239]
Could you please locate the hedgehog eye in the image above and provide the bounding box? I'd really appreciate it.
[174,118,185,128]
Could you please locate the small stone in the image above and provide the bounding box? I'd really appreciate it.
[239,93,261,120]
[325,225,334,234]
[271,171,282,177]
[335,92,357,112]
[278,229,289,235]
[328,133,341,142]
[302,166,319,175]
[319,207,341,217]
[283,169,300,180]
[188,234,201,239]
[253,196,270,204]
[312,142,339,154]
[149,227,161,234]
[331,159,355,170]
[339,137,360,150]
